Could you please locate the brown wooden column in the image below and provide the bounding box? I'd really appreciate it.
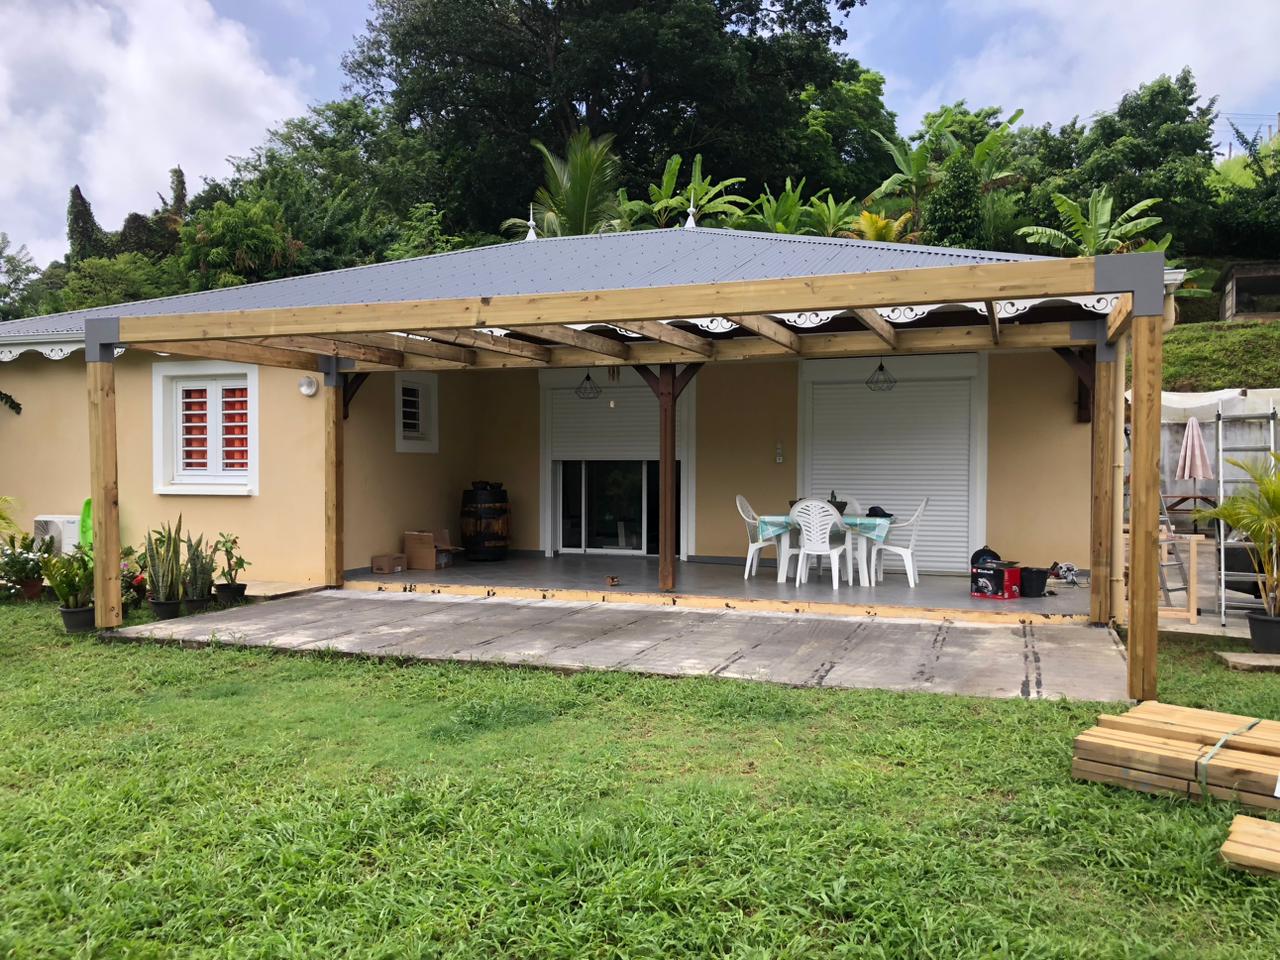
[1089,356,1117,623]
[1128,314,1163,700]
[87,359,122,628]
[323,375,345,587]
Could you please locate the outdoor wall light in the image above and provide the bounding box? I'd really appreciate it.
[298,375,319,397]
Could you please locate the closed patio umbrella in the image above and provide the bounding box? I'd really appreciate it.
[1175,416,1213,481]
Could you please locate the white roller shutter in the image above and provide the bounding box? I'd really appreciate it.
[548,385,687,460]
[806,378,974,572]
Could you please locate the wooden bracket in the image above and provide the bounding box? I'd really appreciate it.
[1053,346,1095,423]
[342,372,370,420]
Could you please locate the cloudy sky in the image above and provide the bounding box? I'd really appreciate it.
[3,0,1278,266]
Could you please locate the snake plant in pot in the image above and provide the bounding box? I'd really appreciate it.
[42,545,95,633]
[183,533,217,614]
[1198,453,1280,652]
[145,517,185,619]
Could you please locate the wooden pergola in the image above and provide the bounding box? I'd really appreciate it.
[84,249,1169,699]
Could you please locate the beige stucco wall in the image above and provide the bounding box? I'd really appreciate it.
[693,361,799,558]
[985,352,1091,566]
[0,352,90,531]
[1,351,329,583]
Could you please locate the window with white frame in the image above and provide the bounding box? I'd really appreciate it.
[394,372,439,453]
[153,361,259,495]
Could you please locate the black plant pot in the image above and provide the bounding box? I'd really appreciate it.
[59,605,95,634]
[214,582,248,605]
[185,596,213,615]
[150,599,183,620]
[1246,612,1280,654]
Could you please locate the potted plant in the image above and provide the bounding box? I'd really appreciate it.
[42,545,95,633]
[121,544,148,611]
[183,533,217,614]
[213,532,250,604]
[0,533,53,601]
[1199,453,1280,653]
[145,517,185,619]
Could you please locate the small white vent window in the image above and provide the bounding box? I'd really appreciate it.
[394,372,438,453]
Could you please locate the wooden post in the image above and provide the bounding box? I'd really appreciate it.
[1090,355,1116,624]
[1111,334,1128,624]
[323,379,344,587]
[657,363,677,591]
[1127,315,1163,701]
[87,360,122,628]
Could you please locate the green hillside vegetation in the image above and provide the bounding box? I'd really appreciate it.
[1163,320,1280,391]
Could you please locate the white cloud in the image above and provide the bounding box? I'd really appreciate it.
[0,0,308,266]
[893,0,1280,135]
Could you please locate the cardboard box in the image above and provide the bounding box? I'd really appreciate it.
[370,553,406,575]
[404,530,463,570]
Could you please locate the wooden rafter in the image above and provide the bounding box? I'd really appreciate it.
[1105,292,1134,343]
[611,320,713,357]
[722,314,800,352]
[331,332,476,366]
[851,308,897,349]
[133,339,322,371]
[245,335,405,368]
[415,328,550,363]
[984,300,1000,344]
[113,256,1102,344]
[519,324,631,360]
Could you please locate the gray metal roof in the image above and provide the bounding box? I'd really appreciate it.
[0,228,1046,342]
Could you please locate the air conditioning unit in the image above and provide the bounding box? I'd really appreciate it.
[33,515,81,555]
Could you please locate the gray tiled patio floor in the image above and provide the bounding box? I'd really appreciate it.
[109,590,1128,701]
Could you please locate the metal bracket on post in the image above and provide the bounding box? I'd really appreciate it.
[1094,317,1116,362]
[1094,251,1165,318]
[84,316,120,363]
[318,355,354,388]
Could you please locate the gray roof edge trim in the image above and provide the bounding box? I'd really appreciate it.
[1094,252,1166,317]
[85,316,120,363]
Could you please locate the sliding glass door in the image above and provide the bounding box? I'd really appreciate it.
[559,460,679,555]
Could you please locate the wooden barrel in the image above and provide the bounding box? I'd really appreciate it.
[460,481,510,560]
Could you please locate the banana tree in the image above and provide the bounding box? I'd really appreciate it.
[866,107,957,234]
[1016,187,1163,256]
[803,195,861,237]
[737,178,816,234]
[972,108,1024,246]
[683,154,748,227]
[501,128,621,237]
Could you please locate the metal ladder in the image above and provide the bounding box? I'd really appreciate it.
[1216,400,1279,625]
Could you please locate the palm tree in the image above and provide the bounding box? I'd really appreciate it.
[841,210,917,243]
[502,128,621,237]
[972,108,1024,246]
[1016,187,1162,256]
[683,154,748,227]
[866,107,957,233]
[803,195,860,237]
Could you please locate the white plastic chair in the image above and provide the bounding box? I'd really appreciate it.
[788,498,849,589]
[870,497,929,588]
[736,495,775,579]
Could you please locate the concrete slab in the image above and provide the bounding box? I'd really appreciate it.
[1216,651,1280,672]
[108,590,1129,701]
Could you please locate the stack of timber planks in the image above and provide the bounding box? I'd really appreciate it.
[1072,701,1280,812]
[1221,815,1280,875]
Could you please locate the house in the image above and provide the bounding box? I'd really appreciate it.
[0,228,1174,696]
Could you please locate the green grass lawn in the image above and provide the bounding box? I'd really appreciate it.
[3,602,1279,958]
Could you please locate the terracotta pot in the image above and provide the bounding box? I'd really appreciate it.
[1246,612,1280,654]
[185,596,213,615]
[214,582,247,605]
[20,579,44,601]
[59,605,96,634]
[149,599,183,620]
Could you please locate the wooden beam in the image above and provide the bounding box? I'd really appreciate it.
[1052,346,1095,389]
[612,320,713,357]
[134,339,322,371]
[114,256,1102,343]
[674,362,703,398]
[1090,356,1117,624]
[1128,314,1163,700]
[1106,292,1135,343]
[338,332,486,365]
[342,372,370,421]
[1111,334,1128,623]
[324,381,344,587]
[984,300,1000,344]
[852,308,898,349]
[358,321,1098,372]
[519,324,630,360]
[87,361,122,629]
[414,328,550,363]
[723,314,801,352]
[244,335,405,368]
